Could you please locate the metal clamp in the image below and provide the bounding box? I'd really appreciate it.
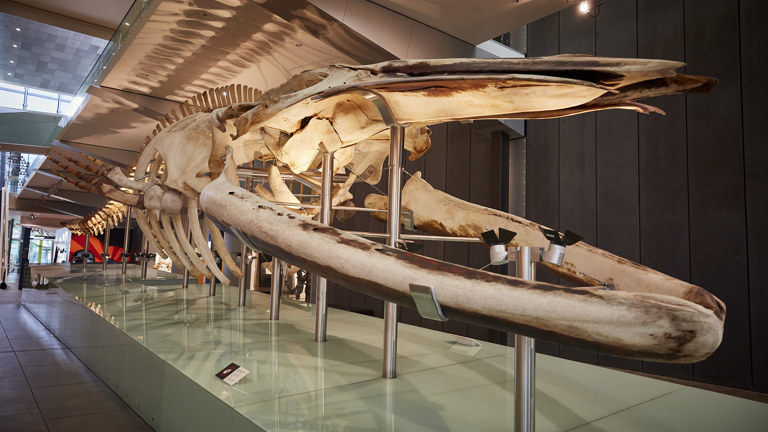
[409,283,447,322]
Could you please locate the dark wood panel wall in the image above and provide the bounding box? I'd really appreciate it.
[528,0,768,393]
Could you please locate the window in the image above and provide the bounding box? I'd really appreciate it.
[26,88,60,114]
[0,81,74,114]
[0,83,25,110]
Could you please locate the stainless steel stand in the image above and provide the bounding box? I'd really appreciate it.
[1,187,10,282]
[140,238,149,278]
[121,207,132,274]
[102,222,111,272]
[314,151,333,342]
[515,246,536,432]
[209,269,217,296]
[182,222,191,288]
[383,124,405,379]
[238,243,247,306]
[83,232,90,272]
[269,258,282,320]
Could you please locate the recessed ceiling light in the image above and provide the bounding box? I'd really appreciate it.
[6,72,11,76]
[15,28,21,31]
[12,44,18,48]
[9,60,14,64]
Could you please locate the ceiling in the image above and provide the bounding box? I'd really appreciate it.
[368,0,571,45]
[2,0,575,231]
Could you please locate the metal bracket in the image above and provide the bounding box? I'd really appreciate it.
[409,283,447,322]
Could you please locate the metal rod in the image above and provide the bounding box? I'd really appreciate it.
[269,258,282,320]
[83,232,90,272]
[315,151,333,342]
[0,187,8,281]
[238,243,247,306]
[181,221,191,288]
[102,222,111,272]
[140,237,149,278]
[208,271,217,296]
[383,124,405,379]
[345,231,483,243]
[121,207,132,274]
[264,202,402,213]
[515,246,536,432]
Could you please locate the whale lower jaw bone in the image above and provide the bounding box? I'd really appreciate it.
[200,151,723,364]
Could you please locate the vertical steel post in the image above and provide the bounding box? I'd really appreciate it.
[182,222,191,288]
[140,237,149,278]
[121,207,132,274]
[83,232,90,272]
[269,258,282,320]
[102,223,111,272]
[314,151,333,342]
[515,247,536,432]
[0,187,8,280]
[383,124,405,379]
[238,244,248,306]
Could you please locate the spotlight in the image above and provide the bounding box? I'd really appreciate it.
[576,0,604,17]
[480,228,517,265]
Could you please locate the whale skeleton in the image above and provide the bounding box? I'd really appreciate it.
[52,55,723,362]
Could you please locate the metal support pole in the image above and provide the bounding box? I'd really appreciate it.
[121,207,132,274]
[0,187,8,281]
[238,244,248,306]
[383,124,405,379]
[314,151,333,342]
[515,246,536,432]
[269,258,282,320]
[140,237,149,278]
[182,222,191,288]
[83,232,90,272]
[102,223,111,272]
[208,272,217,296]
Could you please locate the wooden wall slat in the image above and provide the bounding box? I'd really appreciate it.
[442,122,471,337]
[594,0,642,372]
[556,4,598,363]
[636,0,694,381]
[740,0,768,393]
[684,0,751,389]
[420,123,448,332]
[557,113,599,363]
[467,125,495,342]
[526,12,562,356]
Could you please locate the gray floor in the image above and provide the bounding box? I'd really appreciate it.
[0,284,154,432]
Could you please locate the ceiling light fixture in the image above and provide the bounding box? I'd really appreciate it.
[12,44,18,48]
[15,27,21,31]
[9,60,14,64]
[577,0,604,17]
